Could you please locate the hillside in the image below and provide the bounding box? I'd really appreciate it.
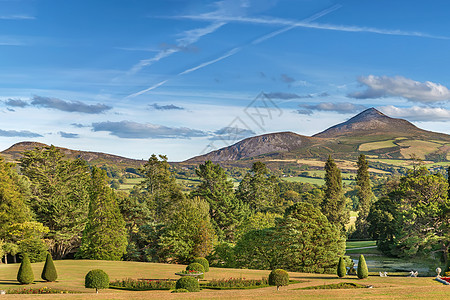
[186,108,450,163]
[0,141,145,168]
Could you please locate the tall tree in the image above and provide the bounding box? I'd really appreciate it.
[354,154,374,238]
[77,167,127,260]
[322,156,349,232]
[236,162,280,212]
[19,146,91,258]
[136,154,184,222]
[192,160,248,241]
[158,196,216,263]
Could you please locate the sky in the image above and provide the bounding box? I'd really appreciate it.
[1,0,450,161]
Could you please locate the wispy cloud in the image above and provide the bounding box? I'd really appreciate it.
[4,98,29,107]
[91,120,208,139]
[297,102,366,115]
[378,105,450,122]
[32,95,112,114]
[149,103,185,110]
[210,126,255,141]
[0,35,26,46]
[59,131,79,138]
[0,129,42,137]
[127,5,340,98]
[0,15,35,20]
[349,75,450,103]
[265,92,329,99]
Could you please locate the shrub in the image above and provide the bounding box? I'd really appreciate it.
[186,262,205,279]
[337,257,346,278]
[175,276,199,292]
[205,277,268,289]
[17,254,34,284]
[109,278,176,291]
[268,269,289,291]
[171,288,189,293]
[85,269,109,293]
[193,257,209,272]
[41,253,57,282]
[357,255,368,279]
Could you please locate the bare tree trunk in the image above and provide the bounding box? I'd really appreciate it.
[4,254,7,265]
[13,255,16,264]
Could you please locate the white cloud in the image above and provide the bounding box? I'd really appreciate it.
[349,75,450,103]
[378,105,450,122]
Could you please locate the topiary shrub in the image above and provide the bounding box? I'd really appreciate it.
[175,276,199,292]
[41,252,57,282]
[85,269,109,293]
[17,254,34,284]
[357,254,368,279]
[186,262,205,279]
[337,256,346,278]
[171,288,189,293]
[268,269,289,291]
[192,257,209,272]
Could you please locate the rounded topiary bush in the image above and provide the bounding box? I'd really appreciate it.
[85,269,109,293]
[175,276,199,292]
[17,254,34,284]
[192,257,209,272]
[268,269,289,291]
[357,254,368,279]
[186,262,205,279]
[337,256,346,278]
[41,252,58,282]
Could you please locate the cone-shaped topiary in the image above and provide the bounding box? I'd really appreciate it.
[186,262,205,279]
[17,254,34,284]
[41,252,57,282]
[337,256,346,278]
[357,254,368,279]
[269,269,289,291]
[176,276,199,292]
[192,257,209,272]
[85,269,109,293]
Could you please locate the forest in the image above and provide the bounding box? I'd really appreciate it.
[0,145,449,274]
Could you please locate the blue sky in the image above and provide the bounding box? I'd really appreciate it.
[1,0,450,161]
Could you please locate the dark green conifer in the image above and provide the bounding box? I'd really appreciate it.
[41,252,57,282]
[354,154,374,238]
[357,254,368,279]
[77,167,127,260]
[322,156,349,232]
[337,256,346,278]
[17,254,34,284]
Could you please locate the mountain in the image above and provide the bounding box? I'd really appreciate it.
[1,141,145,168]
[186,108,450,163]
[187,132,317,163]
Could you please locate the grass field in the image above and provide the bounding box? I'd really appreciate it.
[0,260,448,299]
[398,140,442,160]
[282,176,354,186]
[359,140,397,151]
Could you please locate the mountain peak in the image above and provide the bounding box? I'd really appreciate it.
[313,107,419,138]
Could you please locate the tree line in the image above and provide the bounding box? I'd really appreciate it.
[0,146,448,273]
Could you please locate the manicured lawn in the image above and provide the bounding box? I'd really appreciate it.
[0,260,448,299]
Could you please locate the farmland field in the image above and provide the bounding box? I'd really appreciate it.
[358,140,397,151]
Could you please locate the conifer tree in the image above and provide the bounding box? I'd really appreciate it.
[77,167,127,260]
[354,154,374,238]
[322,156,349,232]
[192,160,248,241]
[41,252,57,281]
[337,256,346,278]
[17,254,34,284]
[357,254,368,279]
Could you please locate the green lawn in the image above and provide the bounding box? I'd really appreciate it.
[0,260,448,299]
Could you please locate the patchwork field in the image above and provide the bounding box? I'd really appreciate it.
[359,140,397,151]
[0,259,448,299]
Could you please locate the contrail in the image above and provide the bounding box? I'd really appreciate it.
[125,5,341,99]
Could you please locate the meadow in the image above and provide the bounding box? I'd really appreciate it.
[0,252,448,299]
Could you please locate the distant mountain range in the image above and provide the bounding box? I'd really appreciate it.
[187,108,450,163]
[1,108,449,169]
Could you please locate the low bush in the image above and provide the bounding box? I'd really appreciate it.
[193,257,209,272]
[7,287,73,294]
[171,288,189,293]
[85,269,109,293]
[109,278,176,291]
[186,262,205,279]
[203,277,269,289]
[299,282,367,290]
[175,277,200,292]
[269,269,289,291]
